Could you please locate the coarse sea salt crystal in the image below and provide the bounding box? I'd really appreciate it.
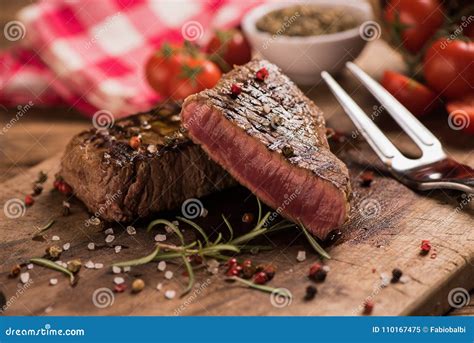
[104,228,114,235]
[52,235,60,241]
[147,144,157,153]
[27,263,34,270]
[157,261,166,271]
[105,235,115,243]
[49,278,58,286]
[126,226,136,235]
[154,234,166,242]
[94,263,104,269]
[296,250,306,262]
[87,242,95,251]
[123,266,131,273]
[380,273,390,287]
[114,245,122,254]
[85,260,95,269]
[20,272,30,284]
[112,266,121,274]
[114,277,125,285]
[399,275,410,284]
[165,290,176,299]
[62,242,71,251]
[164,271,173,280]
[322,265,331,273]
[200,208,208,218]
[156,283,163,291]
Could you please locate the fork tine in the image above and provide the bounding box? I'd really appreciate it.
[321,71,406,165]
[345,62,442,149]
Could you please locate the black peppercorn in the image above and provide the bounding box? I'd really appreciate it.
[282,146,294,158]
[391,268,403,283]
[304,285,317,301]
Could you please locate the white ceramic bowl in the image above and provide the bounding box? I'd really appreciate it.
[242,0,374,85]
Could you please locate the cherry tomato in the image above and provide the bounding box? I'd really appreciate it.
[384,0,444,53]
[167,57,222,100]
[446,95,474,135]
[381,70,439,116]
[423,38,474,99]
[206,29,252,72]
[145,43,185,96]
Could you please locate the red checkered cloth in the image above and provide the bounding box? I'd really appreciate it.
[1,0,260,118]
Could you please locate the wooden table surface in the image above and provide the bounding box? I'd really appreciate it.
[1,1,472,316]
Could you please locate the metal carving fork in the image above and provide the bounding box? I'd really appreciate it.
[322,62,474,194]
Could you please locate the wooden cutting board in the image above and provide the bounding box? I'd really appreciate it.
[0,41,473,316]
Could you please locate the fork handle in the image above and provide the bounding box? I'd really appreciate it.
[404,158,474,194]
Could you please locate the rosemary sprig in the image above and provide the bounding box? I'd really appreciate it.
[29,257,75,285]
[228,276,292,298]
[33,219,55,237]
[113,246,160,267]
[180,255,194,297]
[298,221,331,260]
[221,215,234,241]
[256,197,262,224]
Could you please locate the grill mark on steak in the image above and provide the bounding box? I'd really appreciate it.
[181,59,351,238]
[60,102,236,222]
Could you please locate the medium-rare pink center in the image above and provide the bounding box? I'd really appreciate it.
[182,101,346,237]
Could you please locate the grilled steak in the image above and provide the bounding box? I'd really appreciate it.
[181,59,351,239]
[60,102,236,222]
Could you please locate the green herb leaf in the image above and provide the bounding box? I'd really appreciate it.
[29,257,75,285]
[177,216,209,245]
[298,221,331,260]
[251,212,271,232]
[201,244,240,255]
[221,215,234,241]
[256,196,262,224]
[180,255,195,297]
[113,246,160,267]
[228,276,292,299]
[33,219,55,237]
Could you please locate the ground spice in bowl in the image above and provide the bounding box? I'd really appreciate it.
[256,5,359,37]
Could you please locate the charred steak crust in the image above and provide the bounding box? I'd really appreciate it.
[181,59,351,238]
[60,102,236,222]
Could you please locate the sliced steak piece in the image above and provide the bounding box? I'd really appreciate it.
[60,102,236,222]
[181,59,351,239]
